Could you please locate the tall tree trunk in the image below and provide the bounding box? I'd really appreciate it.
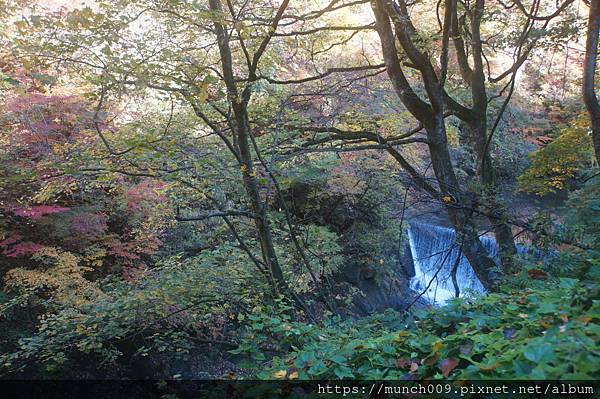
[455,0,517,272]
[468,119,517,273]
[584,0,600,166]
[371,0,499,290]
[427,117,500,289]
[234,104,285,289]
[209,0,285,292]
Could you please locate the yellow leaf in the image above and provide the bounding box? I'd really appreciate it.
[479,362,499,371]
[442,195,454,203]
[288,371,299,380]
[539,320,551,328]
[199,80,209,103]
[433,341,443,352]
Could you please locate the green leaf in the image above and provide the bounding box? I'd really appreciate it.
[524,344,555,363]
[559,278,578,289]
[307,360,327,376]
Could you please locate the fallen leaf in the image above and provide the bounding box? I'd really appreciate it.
[288,371,299,380]
[442,195,455,204]
[459,344,472,355]
[273,370,287,379]
[433,341,443,352]
[424,354,438,366]
[479,362,499,371]
[396,358,410,368]
[440,358,459,377]
[503,328,517,340]
[539,319,551,328]
[410,362,419,373]
[527,269,547,279]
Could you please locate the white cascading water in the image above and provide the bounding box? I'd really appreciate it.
[407,222,497,305]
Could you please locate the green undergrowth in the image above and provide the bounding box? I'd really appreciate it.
[235,278,600,380]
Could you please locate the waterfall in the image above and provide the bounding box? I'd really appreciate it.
[407,222,496,305]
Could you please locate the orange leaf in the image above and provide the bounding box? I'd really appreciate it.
[440,358,459,378]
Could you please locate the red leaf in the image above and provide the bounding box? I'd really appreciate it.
[527,269,547,279]
[0,234,24,247]
[440,358,459,378]
[3,242,45,257]
[7,204,69,220]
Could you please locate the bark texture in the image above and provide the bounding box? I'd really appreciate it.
[584,0,600,166]
[371,0,500,290]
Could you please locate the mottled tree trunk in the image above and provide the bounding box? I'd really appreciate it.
[209,0,285,292]
[427,118,500,289]
[584,0,600,166]
[453,0,517,272]
[371,0,500,290]
[468,119,517,273]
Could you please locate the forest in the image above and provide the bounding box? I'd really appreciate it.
[0,0,599,393]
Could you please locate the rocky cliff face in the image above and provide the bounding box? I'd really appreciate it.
[278,180,418,315]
